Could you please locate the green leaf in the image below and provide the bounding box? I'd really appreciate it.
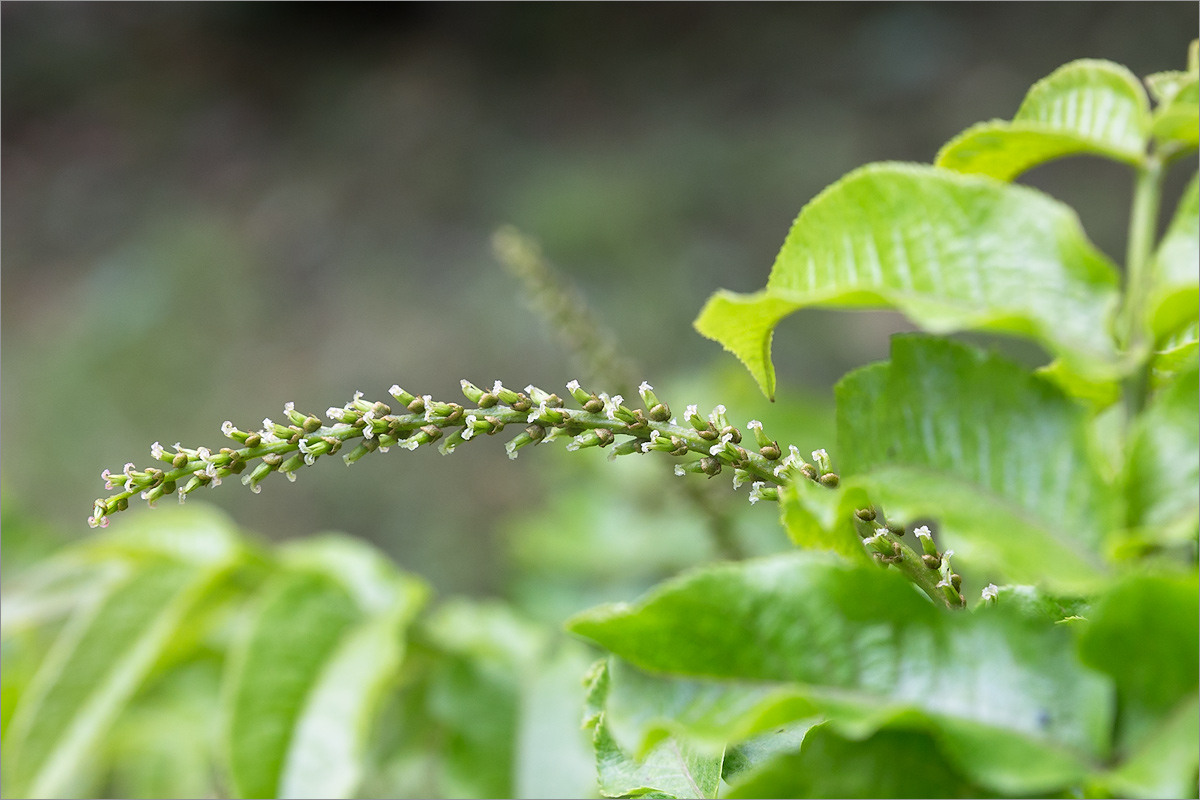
[694,163,1120,399]
[1099,693,1200,800]
[1151,73,1199,151]
[1077,572,1199,752]
[778,478,873,564]
[0,506,243,798]
[584,660,724,799]
[1121,362,1199,551]
[222,535,427,800]
[725,723,991,799]
[1150,173,1199,342]
[569,552,1112,794]
[936,60,1150,179]
[836,336,1114,592]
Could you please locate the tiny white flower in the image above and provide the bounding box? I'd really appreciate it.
[566,379,581,392]
[748,481,766,504]
[362,410,376,439]
[709,432,733,456]
[812,448,828,462]
[527,402,547,423]
[674,464,687,476]
[298,438,315,454]
[196,447,212,462]
[285,471,297,483]
[640,441,654,453]
[524,384,536,394]
[151,441,164,459]
[203,462,222,487]
[250,484,262,494]
[222,420,236,437]
[685,404,699,420]
[124,462,137,477]
[178,488,187,505]
[284,401,295,414]
[943,549,954,560]
[327,406,343,420]
[733,471,746,490]
[353,391,364,402]
[773,464,789,478]
[747,420,763,431]
[914,525,932,540]
[263,417,274,431]
[389,384,403,397]
[422,395,434,421]
[492,380,504,394]
[462,415,477,441]
[981,584,999,601]
[402,439,421,451]
[566,441,581,452]
[260,429,281,444]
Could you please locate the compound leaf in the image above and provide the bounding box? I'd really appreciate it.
[694,164,1120,399]
[836,336,1114,592]
[937,59,1150,179]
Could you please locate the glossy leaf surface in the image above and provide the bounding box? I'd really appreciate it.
[694,164,1120,399]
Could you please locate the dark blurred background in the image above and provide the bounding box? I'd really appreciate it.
[3,3,1195,602]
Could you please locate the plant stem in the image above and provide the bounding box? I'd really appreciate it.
[1120,155,1164,416]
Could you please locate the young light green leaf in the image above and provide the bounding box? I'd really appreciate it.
[836,336,1114,592]
[1077,573,1199,752]
[694,163,1120,399]
[222,535,427,800]
[936,59,1150,179]
[725,723,989,799]
[584,660,724,799]
[1149,173,1199,342]
[568,552,1112,794]
[1121,363,1199,551]
[1,506,243,799]
[1151,74,1199,151]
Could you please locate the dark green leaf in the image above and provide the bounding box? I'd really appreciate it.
[694,164,1120,399]
[1077,572,1199,751]
[726,723,991,799]
[837,336,1114,591]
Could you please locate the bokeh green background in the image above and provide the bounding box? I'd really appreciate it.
[4,3,1195,600]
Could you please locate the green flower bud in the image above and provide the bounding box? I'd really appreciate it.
[855,507,877,522]
[649,403,671,422]
[700,456,722,477]
[583,397,605,414]
[922,553,942,569]
[818,472,840,487]
[460,380,486,404]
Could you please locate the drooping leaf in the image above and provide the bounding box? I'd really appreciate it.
[222,535,427,800]
[1077,572,1199,752]
[584,659,724,799]
[1121,362,1199,552]
[568,552,1112,794]
[694,164,1120,399]
[1149,173,1199,342]
[0,505,243,799]
[836,336,1114,591]
[725,723,991,799]
[936,59,1150,179]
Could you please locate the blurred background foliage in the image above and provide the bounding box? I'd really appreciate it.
[1,4,1196,798]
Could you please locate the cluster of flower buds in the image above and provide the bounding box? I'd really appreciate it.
[853,512,967,608]
[91,379,832,529]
